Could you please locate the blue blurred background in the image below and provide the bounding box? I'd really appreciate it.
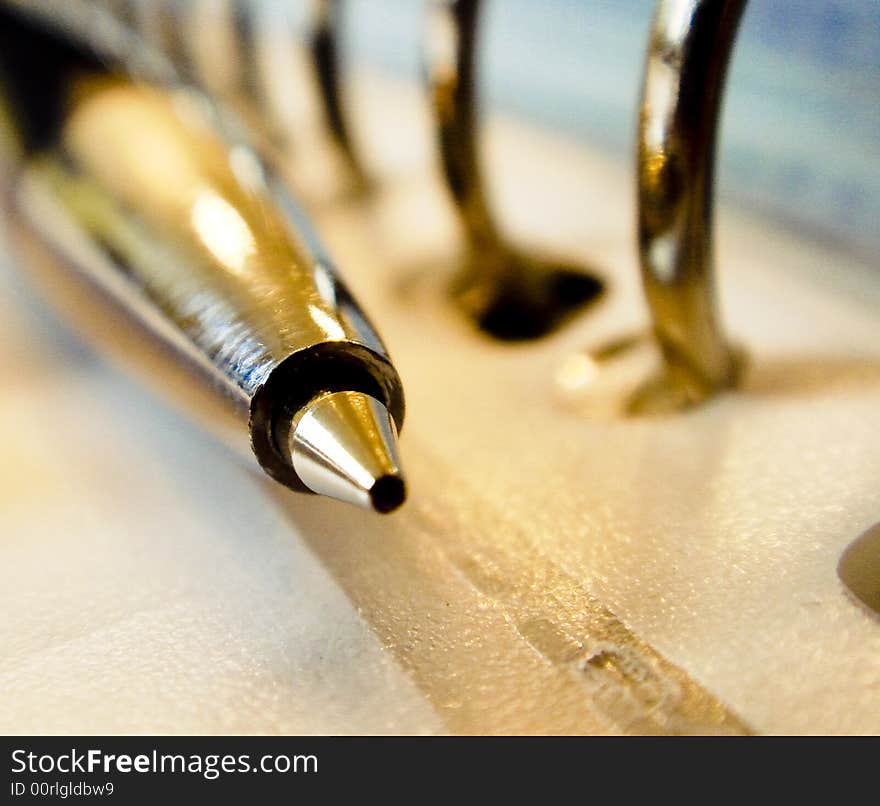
[330,0,879,262]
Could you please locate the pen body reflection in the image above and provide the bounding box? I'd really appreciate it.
[1,7,406,512]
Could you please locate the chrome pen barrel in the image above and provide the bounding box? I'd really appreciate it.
[0,6,404,504]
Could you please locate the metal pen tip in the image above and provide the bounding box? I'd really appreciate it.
[289,391,406,513]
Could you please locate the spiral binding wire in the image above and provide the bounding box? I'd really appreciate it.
[424,0,605,340]
[92,1,261,105]
[636,0,747,410]
[104,1,367,184]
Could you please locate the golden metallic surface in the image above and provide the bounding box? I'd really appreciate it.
[5,66,403,495]
[635,0,746,411]
[424,0,603,341]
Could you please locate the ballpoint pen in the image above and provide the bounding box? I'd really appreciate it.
[0,3,407,513]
